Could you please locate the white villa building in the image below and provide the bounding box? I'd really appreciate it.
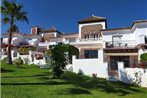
[1,15,147,87]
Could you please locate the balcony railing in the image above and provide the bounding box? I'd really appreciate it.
[39,38,102,47]
[71,38,102,45]
[105,40,136,48]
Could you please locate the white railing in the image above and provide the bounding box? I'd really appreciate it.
[50,38,63,42]
[75,38,103,44]
[38,38,102,46]
[77,38,100,42]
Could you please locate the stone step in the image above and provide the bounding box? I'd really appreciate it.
[107,76,119,81]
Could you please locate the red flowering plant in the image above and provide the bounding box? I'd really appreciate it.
[92,73,97,78]
[132,62,147,68]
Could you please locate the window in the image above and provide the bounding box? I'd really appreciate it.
[84,50,98,58]
[94,33,98,40]
[84,34,89,40]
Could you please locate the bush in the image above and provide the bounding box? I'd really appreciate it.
[13,57,23,67]
[19,47,29,55]
[140,53,147,62]
[78,69,84,75]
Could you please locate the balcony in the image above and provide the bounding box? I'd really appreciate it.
[105,40,136,48]
[38,38,102,48]
[70,38,102,45]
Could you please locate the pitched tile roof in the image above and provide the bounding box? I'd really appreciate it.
[62,33,78,38]
[41,26,63,34]
[78,15,106,24]
[101,20,147,32]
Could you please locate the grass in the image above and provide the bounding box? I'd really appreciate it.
[1,62,147,98]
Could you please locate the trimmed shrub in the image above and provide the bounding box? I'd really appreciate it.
[13,57,23,67]
[140,53,147,62]
[19,47,29,55]
[78,69,84,75]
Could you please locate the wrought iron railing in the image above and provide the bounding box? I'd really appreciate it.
[105,40,136,48]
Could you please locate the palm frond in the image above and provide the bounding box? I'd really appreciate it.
[16,12,29,23]
[2,16,10,24]
[7,24,19,32]
[1,0,29,24]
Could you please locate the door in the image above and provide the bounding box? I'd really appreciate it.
[108,56,130,77]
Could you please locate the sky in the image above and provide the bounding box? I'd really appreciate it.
[1,0,147,34]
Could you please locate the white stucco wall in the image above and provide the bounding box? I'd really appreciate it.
[3,35,25,46]
[72,49,108,78]
[3,37,8,44]
[119,68,147,87]
[133,24,147,45]
[118,62,147,87]
[102,30,136,48]
[102,22,147,48]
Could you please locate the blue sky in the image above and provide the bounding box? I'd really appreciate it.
[1,0,147,34]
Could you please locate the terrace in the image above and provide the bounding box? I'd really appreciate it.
[105,40,136,48]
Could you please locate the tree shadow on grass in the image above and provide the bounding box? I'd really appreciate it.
[1,81,69,86]
[1,68,14,73]
[57,88,91,95]
[67,88,90,94]
[2,72,49,78]
[61,71,144,97]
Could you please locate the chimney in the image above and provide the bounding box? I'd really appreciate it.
[31,26,38,35]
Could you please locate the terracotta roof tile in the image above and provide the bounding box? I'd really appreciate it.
[79,15,106,24]
[101,20,147,32]
[62,33,78,38]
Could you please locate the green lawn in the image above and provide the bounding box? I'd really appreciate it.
[1,62,147,98]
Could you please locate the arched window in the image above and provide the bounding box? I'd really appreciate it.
[94,33,98,40]
[84,34,89,40]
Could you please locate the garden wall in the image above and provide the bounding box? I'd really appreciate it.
[72,55,108,78]
[118,63,147,87]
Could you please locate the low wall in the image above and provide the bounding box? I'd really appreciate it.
[72,56,108,78]
[118,64,147,87]
[1,50,46,66]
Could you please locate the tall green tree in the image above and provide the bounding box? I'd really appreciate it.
[47,43,79,78]
[1,0,28,64]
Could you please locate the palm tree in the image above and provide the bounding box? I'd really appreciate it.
[7,24,19,32]
[1,0,28,64]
